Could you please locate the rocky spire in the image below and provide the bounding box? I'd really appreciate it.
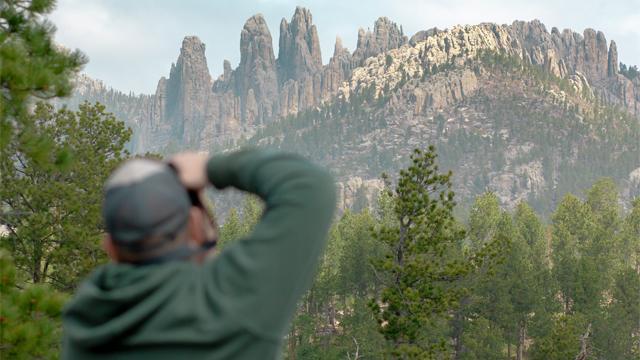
[321,36,352,101]
[223,59,233,79]
[236,14,279,124]
[277,7,323,83]
[332,36,350,60]
[165,36,211,143]
[212,59,234,92]
[328,35,352,74]
[608,40,618,77]
[352,17,408,64]
[582,29,609,80]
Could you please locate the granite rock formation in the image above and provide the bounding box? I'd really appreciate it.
[67,13,639,155]
[341,21,639,116]
[277,7,323,83]
[352,17,408,64]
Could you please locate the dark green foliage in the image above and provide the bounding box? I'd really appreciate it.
[284,209,386,359]
[0,102,131,290]
[218,194,263,248]
[596,267,640,359]
[529,313,590,360]
[370,147,473,358]
[280,140,639,359]
[1,0,87,164]
[619,62,639,80]
[0,250,67,359]
[386,54,394,68]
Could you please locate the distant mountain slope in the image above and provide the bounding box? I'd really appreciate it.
[244,50,639,213]
[60,8,639,213]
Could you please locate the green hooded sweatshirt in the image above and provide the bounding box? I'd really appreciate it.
[62,149,336,359]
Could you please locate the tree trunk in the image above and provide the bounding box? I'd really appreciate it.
[574,323,592,360]
[516,321,526,360]
[32,254,42,284]
[451,297,469,360]
[287,324,297,360]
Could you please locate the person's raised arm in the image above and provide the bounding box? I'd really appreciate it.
[177,148,336,340]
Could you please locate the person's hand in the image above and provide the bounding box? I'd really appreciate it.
[168,152,209,191]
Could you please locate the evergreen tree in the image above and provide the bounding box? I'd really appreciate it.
[452,192,504,359]
[619,198,640,272]
[0,102,131,290]
[1,0,87,163]
[530,313,590,360]
[0,249,67,359]
[596,267,640,359]
[512,202,556,356]
[370,146,473,358]
[551,194,599,314]
[217,194,264,247]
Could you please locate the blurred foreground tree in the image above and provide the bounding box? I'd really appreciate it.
[0,102,131,291]
[0,249,66,359]
[1,0,86,163]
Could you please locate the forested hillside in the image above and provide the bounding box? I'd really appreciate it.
[242,51,639,214]
[218,150,640,359]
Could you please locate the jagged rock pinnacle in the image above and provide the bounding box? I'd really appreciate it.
[352,17,407,64]
[237,14,279,124]
[608,40,618,77]
[277,6,323,82]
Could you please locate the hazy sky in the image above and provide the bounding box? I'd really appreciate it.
[50,0,640,94]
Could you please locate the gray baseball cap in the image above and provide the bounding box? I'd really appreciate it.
[103,158,191,252]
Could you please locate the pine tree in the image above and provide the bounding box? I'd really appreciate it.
[218,194,264,247]
[512,202,556,357]
[551,194,599,314]
[370,146,473,358]
[0,102,131,290]
[1,0,87,164]
[0,250,67,359]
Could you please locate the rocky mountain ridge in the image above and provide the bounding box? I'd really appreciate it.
[69,7,411,153]
[245,49,639,212]
[68,9,638,156]
[64,8,639,212]
[341,21,638,114]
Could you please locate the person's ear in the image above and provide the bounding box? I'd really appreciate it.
[187,207,206,246]
[102,234,120,262]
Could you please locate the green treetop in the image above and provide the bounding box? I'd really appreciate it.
[0,102,131,290]
[1,0,87,163]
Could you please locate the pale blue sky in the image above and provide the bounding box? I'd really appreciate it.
[50,0,640,94]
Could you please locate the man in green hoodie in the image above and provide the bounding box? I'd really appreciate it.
[62,149,336,359]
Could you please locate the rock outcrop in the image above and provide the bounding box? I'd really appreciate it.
[66,10,639,157]
[236,15,279,125]
[409,27,441,46]
[608,40,618,77]
[277,7,323,83]
[342,21,638,115]
[321,36,353,103]
[165,36,212,146]
[352,17,408,64]
[336,177,385,211]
